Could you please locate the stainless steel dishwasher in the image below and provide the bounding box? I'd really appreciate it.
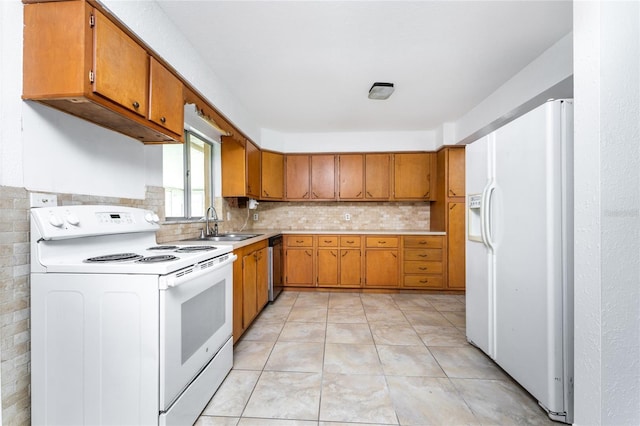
[268,234,283,302]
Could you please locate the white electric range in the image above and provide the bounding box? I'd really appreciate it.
[30,205,236,425]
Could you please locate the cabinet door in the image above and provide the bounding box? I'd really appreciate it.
[338,155,364,200]
[340,249,362,287]
[285,155,310,199]
[261,151,284,200]
[365,154,391,199]
[256,247,269,309]
[221,137,247,197]
[447,148,466,198]
[93,10,148,117]
[447,202,466,289]
[285,248,314,286]
[365,250,399,287]
[393,153,432,200]
[242,251,258,327]
[317,249,339,286]
[148,57,183,135]
[246,141,261,198]
[311,155,336,199]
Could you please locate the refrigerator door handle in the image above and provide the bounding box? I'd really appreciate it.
[483,181,497,253]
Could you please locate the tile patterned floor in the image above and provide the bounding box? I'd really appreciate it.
[196,292,555,425]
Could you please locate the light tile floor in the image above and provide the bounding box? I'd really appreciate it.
[196,292,555,425]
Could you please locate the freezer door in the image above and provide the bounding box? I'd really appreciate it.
[465,135,495,357]
[491,100,570,418]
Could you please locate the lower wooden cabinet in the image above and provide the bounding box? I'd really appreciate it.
[282,233,451,292]
[284,235,314,286]
[233,240,268,343]
[401,235,446,289]
[364,236,399,287]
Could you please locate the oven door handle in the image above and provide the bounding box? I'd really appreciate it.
[159,253,237,289]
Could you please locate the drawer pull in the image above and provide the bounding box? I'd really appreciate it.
[418,254,428,258]
[419,241,427,245]
[378,241,386,244]
[419,267,428,271]
[324,240,333,243]
[346,240,355,244]
[296,240,304,243]
[420,279,429,283]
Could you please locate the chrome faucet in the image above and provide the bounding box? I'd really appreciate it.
[205,206,220,237]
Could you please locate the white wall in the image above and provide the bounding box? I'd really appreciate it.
[452,32,573,146]
[573,1,640,425]
[261,128,437,153]
[0,0,257,199]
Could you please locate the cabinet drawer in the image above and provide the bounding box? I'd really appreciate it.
[403,236,443,248]
[403,275,444,288]
[318,236,339,247]
[340,236,361,247]
[404,249,443,261]
[366,236,399,248]
[404,261,443,274]
[285,235,313,247]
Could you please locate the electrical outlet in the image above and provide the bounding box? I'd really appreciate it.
[30,192,58,208]
[344,213,351,221]
[253,213,259,221]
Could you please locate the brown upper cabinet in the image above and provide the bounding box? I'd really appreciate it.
[447,148,466,198]
[365,153,391,200]
[23,1,185,143]
[285,154,336,201]
[338,155,364,200]
[311,155,336,200]
[261,151,284,200]
[285,155,311,200]
[221,137,261,198]
[393,153,436,200]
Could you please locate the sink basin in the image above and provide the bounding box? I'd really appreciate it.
[197,233,262,242]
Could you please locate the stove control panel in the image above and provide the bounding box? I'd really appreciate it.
[31,205,160,240]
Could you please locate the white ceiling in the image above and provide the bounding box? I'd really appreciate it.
[156,1,572,133]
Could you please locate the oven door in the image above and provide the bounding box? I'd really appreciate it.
[159,253,236,411]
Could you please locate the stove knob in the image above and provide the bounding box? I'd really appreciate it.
[152,214,160,223]
[144,213,155,223]
[66,214,80,226]
[48,214,63,228]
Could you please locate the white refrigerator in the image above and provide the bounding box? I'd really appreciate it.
[465,99,573,423]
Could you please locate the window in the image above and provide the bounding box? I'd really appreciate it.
[163,131,220,219]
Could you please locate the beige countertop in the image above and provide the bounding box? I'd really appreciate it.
[170,229,445,251]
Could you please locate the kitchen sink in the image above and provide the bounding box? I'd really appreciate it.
[197,233,262,242]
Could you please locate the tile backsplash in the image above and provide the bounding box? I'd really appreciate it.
[222,200,431,232]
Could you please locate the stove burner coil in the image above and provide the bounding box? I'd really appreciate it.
[147,245,179,251]
[175,245,217,253]
[136,255,179,263]
[84,253,143,263]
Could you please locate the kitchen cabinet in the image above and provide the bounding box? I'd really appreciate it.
[23,1,184,143]
[339,236,363,287]
[149,58,184,136]
[431,146,466,289]
[316,235,363,287]
[393,153,436,200]
[365,153,391,200]
[232,240,268,342]
[317,236,339,286]
[446,202,466,289]
[401,235,445,289]
[285,155,311,200]
[311,155,336,200]
[221,137,261,198]
[261,151,284,200]
[364,236,399,287]
[284,235,315,286]
[285,154,336,200]
[338,155,364,200]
